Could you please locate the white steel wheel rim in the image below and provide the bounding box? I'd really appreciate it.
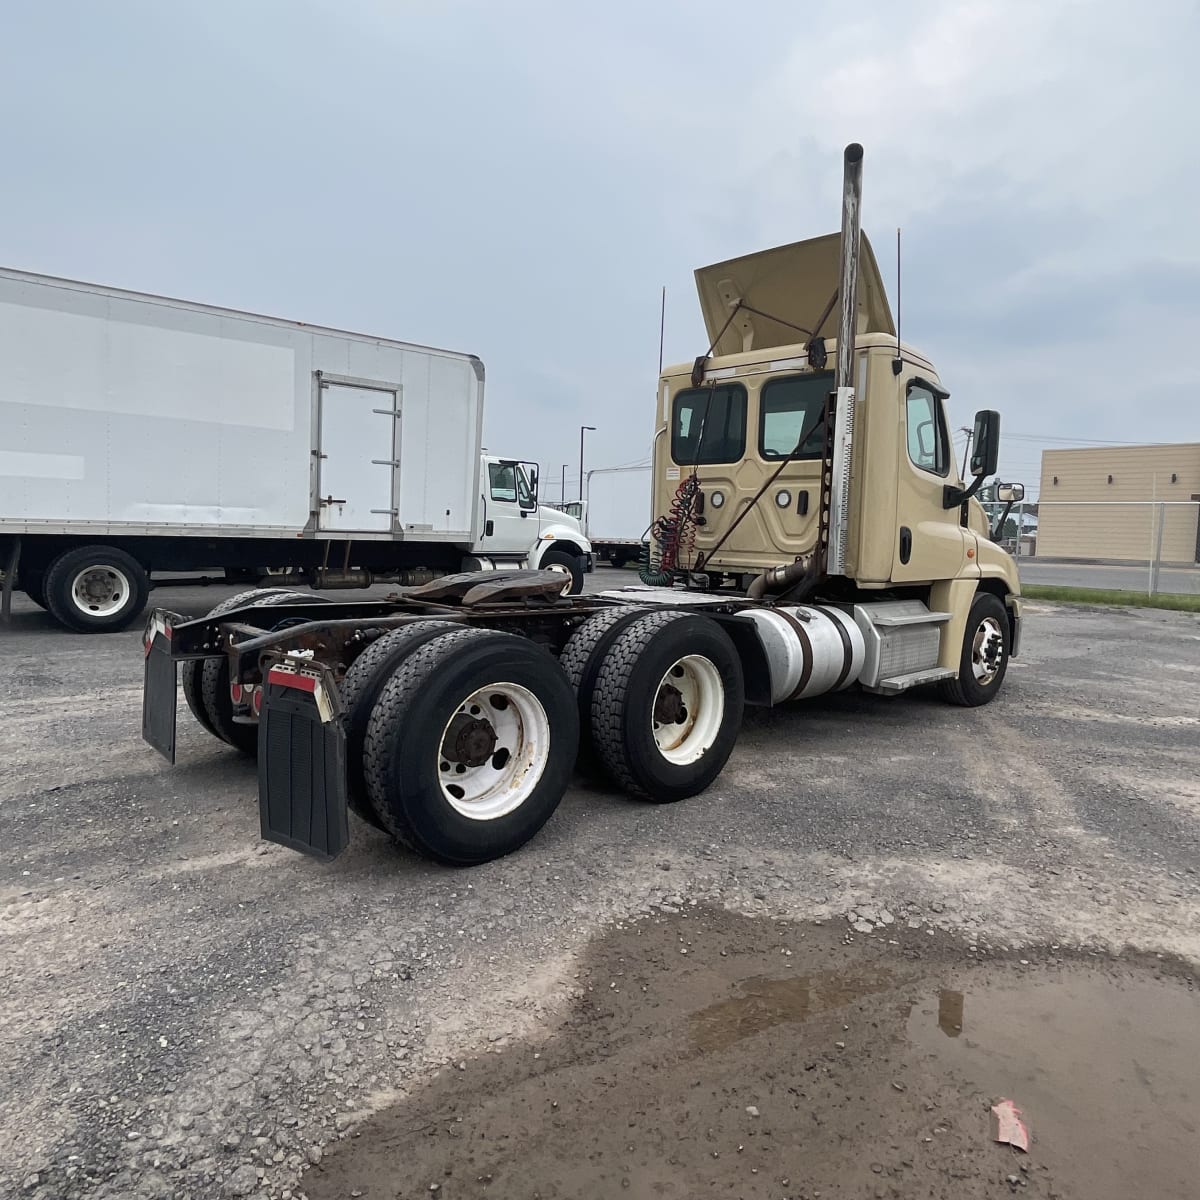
[437,682,551,820]
[70,564,131,617]
[652,654,725,765]
[543,562,574,595]
[971,616,1005,684]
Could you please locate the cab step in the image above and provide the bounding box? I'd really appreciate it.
[870,667,956,695]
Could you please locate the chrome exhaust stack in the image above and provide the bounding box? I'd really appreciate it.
[748,142,863,600]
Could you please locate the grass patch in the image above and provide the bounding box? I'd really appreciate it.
[1022,584,1200,612]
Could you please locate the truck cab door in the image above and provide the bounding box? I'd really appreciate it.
[477,461,537,554]
[891,378,972,583]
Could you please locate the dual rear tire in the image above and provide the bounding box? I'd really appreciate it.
[562,609,745,803]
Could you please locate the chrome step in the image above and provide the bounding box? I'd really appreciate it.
[870,666,956,695]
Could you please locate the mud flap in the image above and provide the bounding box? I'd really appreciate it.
[257,662,349,861]
[142,614,179,763]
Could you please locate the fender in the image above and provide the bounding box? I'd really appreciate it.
[528,524,593,569]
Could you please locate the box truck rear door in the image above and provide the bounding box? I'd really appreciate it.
[317,381,398,532]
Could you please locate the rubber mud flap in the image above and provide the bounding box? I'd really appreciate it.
[142,627,178,763]
[257,665,349,861]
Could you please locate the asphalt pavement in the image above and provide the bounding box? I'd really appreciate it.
[1,573,1198,1199]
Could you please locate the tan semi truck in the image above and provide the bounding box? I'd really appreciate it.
[141,144,1022,867]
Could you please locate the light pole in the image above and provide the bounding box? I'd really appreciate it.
[578,426,595,503]
[560,464,567,507]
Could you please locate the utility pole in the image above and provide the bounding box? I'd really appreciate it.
[959,426,973,478]
[579,426,595,503]
[560,464,567,507]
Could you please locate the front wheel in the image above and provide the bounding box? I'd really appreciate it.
[362,628,579,864]
[940,591,1011,707]
[539,550,584,595]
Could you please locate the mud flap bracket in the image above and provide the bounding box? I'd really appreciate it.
[257,660,349,861]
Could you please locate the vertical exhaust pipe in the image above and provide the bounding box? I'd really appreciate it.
[836,143,864,392]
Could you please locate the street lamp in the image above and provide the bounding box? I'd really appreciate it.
[579,426,595,503]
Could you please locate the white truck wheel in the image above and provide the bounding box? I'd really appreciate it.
[362,628,579,864]
[44,546,149,633]
[590,611,745,803]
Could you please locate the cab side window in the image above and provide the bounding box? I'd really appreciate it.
[488,462,517,502]
[905,385,950,477]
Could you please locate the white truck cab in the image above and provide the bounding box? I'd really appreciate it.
[473,455,593,591]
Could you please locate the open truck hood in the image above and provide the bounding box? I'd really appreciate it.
[694,232,895,358]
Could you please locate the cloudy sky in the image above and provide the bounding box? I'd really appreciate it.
[3,0,1195,500]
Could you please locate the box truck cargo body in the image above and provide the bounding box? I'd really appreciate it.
[0,268,591,630]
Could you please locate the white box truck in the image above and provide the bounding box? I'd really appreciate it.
[565,464,652,568]
[0,269,591,630]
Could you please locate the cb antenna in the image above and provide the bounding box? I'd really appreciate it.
[892,226,903,376]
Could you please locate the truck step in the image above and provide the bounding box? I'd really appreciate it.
[870,667,956,695]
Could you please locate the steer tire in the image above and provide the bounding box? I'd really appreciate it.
[362,628,579,865]
[559,606,647,778]
[590,610,744,803]
[939,590,1011,707]
[44,545,150,633]
[339,621,463,831]
[198,590,321,755]
[539,550,584,595]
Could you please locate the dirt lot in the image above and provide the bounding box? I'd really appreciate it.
[1,573,1198,1200]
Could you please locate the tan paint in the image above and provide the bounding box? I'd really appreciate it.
[1038,443,1200,564]
[652,230,1023,658]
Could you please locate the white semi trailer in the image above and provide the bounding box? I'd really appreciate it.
[0,270,590,630]
[559,464,652,568]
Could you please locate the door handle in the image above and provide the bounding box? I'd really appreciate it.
[320,495,347,506]
[899,526,912,564]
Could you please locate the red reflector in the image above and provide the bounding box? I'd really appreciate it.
[230,682,243,704]
[252,688,263,715]
[267,666,318,693]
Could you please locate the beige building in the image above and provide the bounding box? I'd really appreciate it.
[1037,444,1200,563]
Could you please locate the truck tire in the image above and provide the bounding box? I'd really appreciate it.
[539,550,584,595]
[43,545,150,633]
[198,590,322,755]
[559,606,647,777]
[339,621,463,831]
[20,570,48,610]
[181,587,298,739]
[590,611,744,803]
[362,628,579,865]
[939,590,1011,707]
[609,550,630,569]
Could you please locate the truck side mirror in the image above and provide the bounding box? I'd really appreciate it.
[943,410,1001,509]
[997,482,1024,503]
[969,410,1000,478]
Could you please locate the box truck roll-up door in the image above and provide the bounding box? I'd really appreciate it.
[317,381,398,533]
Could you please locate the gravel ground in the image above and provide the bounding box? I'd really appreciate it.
[1,572,1198,1199]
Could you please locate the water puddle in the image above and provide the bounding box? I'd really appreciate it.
[306,909,1200,1200]
[907,971,1200,1199]
[690,969,894,1052]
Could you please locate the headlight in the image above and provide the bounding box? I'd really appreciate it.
[775,490,792,509]
[710,490,725,509]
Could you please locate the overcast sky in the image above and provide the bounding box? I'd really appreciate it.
[2,0,1195,501]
